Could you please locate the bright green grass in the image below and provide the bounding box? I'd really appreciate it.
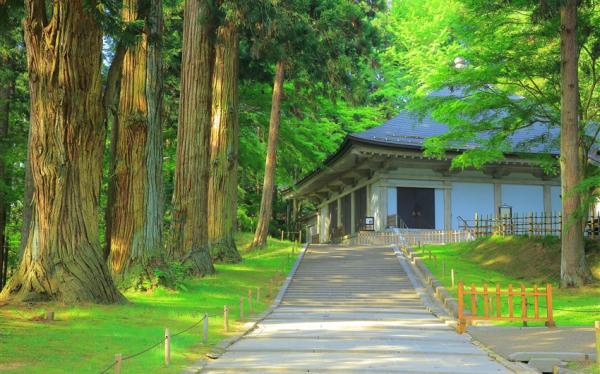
[0,233,301,373]
[419,236,600,326]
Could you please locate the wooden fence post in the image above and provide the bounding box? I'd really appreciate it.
[164,328,171,367]
[224,305,229,332]
[280,230,284,241]
[545,284,555,327]
[203,313,208,344]
[114,353,122,374]
[269,279,273,298]
[495,283,501,318]
[521,284,527,327]
[457,281,465,333]
[248,289,253,313]
[508,284,514,319]
[451,269,455,289]
[595,321,600,366]
[240,297,244,320]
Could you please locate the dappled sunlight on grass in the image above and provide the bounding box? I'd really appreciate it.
[0,232,300,373]
[421,236,600,326]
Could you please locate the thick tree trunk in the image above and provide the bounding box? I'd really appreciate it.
[0,0,123,303]
[103,44,126,261]
[208,20,241,262]
[559,0,591,287]
[251,60,285,248]
[107,0,164,283]
[19,128,32,260]
[0,77,10,289]
[170,0,215,275]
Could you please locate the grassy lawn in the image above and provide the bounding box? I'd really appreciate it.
[419,236,600,326]
[0,233,301,373]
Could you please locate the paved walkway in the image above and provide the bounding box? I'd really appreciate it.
[201,245,511,373]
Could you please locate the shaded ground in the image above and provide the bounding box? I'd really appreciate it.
[0,233,299,374]
[468,326,596,358]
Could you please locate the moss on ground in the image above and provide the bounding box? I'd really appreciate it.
[0,233,301,373]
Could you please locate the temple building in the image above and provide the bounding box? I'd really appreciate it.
[284,110,568,243]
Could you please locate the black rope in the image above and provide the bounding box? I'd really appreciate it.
[97,313,218,373]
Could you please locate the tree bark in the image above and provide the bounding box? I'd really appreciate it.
[251,60,285,248]
[0,74,10,289]
[559,0,591,287]
[0,0,123,303]
[103,44,126,261]
[170,0,215,275]
[107,0,164,283]
[208,20,241,262]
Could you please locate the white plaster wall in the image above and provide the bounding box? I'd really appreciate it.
[550,186,561,213]
[451,182,495,229]
[387,188,397,216]
[501,184,544,215]
[435,189,444,229]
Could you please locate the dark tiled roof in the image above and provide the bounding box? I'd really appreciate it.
[349,110,560,155]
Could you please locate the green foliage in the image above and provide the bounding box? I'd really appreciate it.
[154,260,191,291]
[376,0,600,170]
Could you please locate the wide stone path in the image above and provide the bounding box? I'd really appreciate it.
[201,245,511,373]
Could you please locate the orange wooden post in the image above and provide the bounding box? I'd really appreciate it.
[545,283,556,327]
[496,283,501,318]
[520,284,527,324]
[114,353,122,374]
[470,284,477,318]
[240,297,244,320]
[483,284,489,318]
[457,281,465,333]
[508,284,514,319]
[534,285,540,319]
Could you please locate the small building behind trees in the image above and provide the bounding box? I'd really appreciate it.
[284,110,589,243]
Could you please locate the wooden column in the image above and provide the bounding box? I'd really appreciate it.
[444,182,452,230]
[350,191,356,234]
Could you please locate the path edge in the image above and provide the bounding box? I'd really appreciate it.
[182,242,309,374]
[391,244,538,374]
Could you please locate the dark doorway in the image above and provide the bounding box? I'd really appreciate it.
[354,186,367,231]
[397,187,435,229]
[341,194,351,235]
[328,200,338,240]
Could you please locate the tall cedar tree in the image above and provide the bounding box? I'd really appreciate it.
[208,17,242,262]
[0,0,122,303]
[559,0,590,286]
[251,60,284,248]
[171,0,216,274]
[106,0,165,282]
[0,66,9,288]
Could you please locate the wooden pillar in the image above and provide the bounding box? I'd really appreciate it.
[444,183,452,230]
[494,183,502,216]
[336,197,342,232]
[543,185,552,213]
[350,191,356,234]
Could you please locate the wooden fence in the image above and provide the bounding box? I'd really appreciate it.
[458,211,600,239]
[342,229,474,246]
[456,281,555,333]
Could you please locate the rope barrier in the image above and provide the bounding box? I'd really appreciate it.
[97,313,218,373]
